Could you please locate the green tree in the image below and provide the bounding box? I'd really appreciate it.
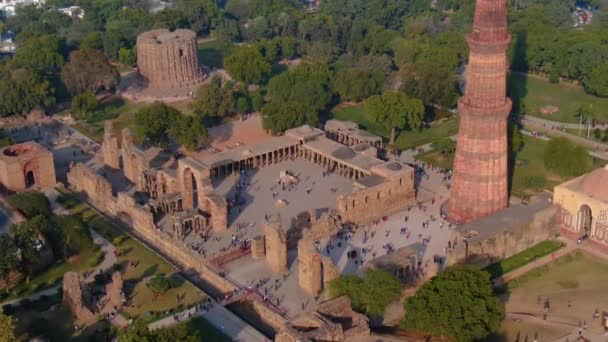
[147,273,171,297]
[583,63,608,97]
[365,92,424,145]
[191,76,235,119]
[544,137,591,178]
[118,47,137,67]
[0,67,55,116]
[402,266,504,341]
[171,116,207,151]
[224,45,271,85]
[508,122,524,156]
[329,269,402,317]
[11,220,43,281]
[0,312,17,342]
[12,34,64,75]
[251,91,264,112]
[332,68,384,102]
[0,235,19,293]
[70,91,98,119]
[236,96,250,115]
[80,31,104,50]
[134,103,181,148]
[60,49,119,95]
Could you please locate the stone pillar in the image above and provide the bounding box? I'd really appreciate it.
[102,121,120,170]
[251,236,265,260]
[263,216,288,274]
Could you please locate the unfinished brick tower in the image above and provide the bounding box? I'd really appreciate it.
[136,29,205,90]
[449,0,512,223]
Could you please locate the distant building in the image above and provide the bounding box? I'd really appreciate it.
[0,31,16,55]
[56,5,84,19]
[0,0,45,17]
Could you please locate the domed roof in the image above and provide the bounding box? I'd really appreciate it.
[332,146,356,159]
[580,165,608,202]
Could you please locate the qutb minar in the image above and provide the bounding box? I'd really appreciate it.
[448,0,512,223]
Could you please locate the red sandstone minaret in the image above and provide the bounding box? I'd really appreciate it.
[448,0,512,223]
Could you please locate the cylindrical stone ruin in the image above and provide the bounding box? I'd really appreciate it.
[136,29,205,89]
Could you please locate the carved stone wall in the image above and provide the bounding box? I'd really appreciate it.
[297,237,339,297]
[67,163,113,210]
[251,235,265,260]
[105,271,124,310]
[448,204,558,268]
[337,172,415,225]
[121,128,142,185]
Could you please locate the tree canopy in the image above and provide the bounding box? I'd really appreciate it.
[191,76,235,119]
[224,45,271,85]
[329,269,402,317]
[147,273,171,297]
[365,92,424,144]
[134,103,181,148]
[0,312,17,342]
[117,319,201,342]
[402,266,504,341]
[544,137,592,178]
[60,49,119,95]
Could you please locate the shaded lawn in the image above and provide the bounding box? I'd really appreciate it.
[55,189,205,320]
[198,39,223,69]
[484,240,564,279]
[330,103,460,150]
[509,73,608,123]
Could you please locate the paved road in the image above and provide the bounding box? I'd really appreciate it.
[523,115,608,130]
[149,301,268,342]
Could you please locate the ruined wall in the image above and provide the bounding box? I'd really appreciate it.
[448,205,559,268]
[251,236,265,260]
[0,143,56,191]
[337,173,415,225]
[63,272,95,322]
[67,163,113,210]
[297,238,339,297]
[121,128,143,185]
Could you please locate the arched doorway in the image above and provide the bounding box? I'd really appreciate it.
[578,204,593,232]
[182,168,198,209]
[25,171,35,188]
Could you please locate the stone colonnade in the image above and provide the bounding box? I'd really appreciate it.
[301,148,369,181]
[209,144,299,179]
[325,130,383,149]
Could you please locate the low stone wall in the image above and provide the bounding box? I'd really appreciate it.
[448,197,558,268]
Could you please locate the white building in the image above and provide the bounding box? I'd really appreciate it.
[0,31,15,54]
[57,5,83,19]
[0,0,45,17]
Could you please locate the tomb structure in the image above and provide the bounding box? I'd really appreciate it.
[0,141,56,191]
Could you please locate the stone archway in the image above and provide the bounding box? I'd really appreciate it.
[578,204,593,233]
[23,161,39,188]
[182,168,198,209]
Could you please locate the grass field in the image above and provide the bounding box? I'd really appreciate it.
[484,240,564,279]
[198,39,224,69]
[330,103,460,150]
[417,136,602,198]
[55,189,206,321]
[509,73,608,123]
[492,251,608,340]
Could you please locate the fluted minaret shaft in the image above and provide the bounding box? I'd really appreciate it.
[448,0,512,224]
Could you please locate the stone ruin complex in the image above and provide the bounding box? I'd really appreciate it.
[275,296,370,342]
[120,28,206,102]
[0,141,56,192]
[63,271,125,322]
[65,120,416,338]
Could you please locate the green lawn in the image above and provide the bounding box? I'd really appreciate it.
[330,103,460,150]
[416,150,454,170]
[55,189,206,321]
[198,39,224,69]
[484,240,564,279]
[509,73,608,123]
